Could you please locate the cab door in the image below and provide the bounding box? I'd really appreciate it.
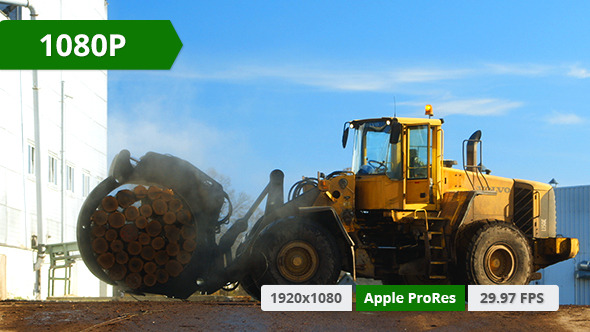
[405,125,431,207]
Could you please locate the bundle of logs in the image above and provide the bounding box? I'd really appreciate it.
[90,185,196,289]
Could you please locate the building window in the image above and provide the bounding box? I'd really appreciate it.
[82,173,90,197]
[66,165,74,192]
[27,144,35,175]
[48,155,58,185]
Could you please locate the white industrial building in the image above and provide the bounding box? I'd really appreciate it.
[534,185,590,305]
[0,0,111,299]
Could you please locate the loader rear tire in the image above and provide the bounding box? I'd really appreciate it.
[239,273,262,301]
[256,218,342,286]
[466,222,532,285]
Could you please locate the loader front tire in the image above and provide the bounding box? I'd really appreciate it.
[256,218,341,286]
[466,222,532,285]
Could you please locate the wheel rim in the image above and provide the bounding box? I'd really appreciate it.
[484,243,516,283]
[277,241,319,282]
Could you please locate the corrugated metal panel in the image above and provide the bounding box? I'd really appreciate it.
[535,185,590,305]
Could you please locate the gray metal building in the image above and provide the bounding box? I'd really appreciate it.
[534,185,590,305]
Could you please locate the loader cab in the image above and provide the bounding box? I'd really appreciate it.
[345,117,443,212]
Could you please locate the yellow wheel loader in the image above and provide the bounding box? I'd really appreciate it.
[77,106,578,299]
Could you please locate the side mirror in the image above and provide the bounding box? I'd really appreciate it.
[390,122,402,144]
[342,123,350,148]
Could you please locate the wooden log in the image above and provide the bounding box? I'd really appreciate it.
[155,269,169,284]
[140,246,155,261]
[176,209,192,225]
[101,196,118,213]
[92,238,108,254]
[164,225,181,243]
[135,216,148,229]
[138,232,151,246]
[143,274,157,287]
[120,224,139,242]
[144,262,157,275]
[151,237,166,250]
[181,225,196,240]
[152,199,168,215]
[108,264,127,281]
[161,189,174,202]
[91,225,106,238]
[165,243,180,257]
[124,206,140,221]
[110,239,124,253]
[146,220,162,237]
[139,204,153,218]
[128,257,144,273]
[91,210,108,225]
[108,212,125,229]
[177,251,192,265]
[154,250,169,266]
[97,253,115,269]
[182,239,197,252]
[125,272,142,289]
[115,251,129,265]
[105,229,118,242]
[127,241,142,256]
[133,185,148,199]
[163,212,176,225]
[147,186,162,200]
[165,260,183,277]
[116,189,136,209]
[168,199,182,213]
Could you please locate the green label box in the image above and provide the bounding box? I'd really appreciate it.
[355,285,465,311]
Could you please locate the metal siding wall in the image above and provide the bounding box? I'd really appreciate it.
[537,185,590,305]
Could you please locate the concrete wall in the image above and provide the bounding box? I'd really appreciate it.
[0,0,109,299]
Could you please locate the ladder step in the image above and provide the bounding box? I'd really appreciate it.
[429,275,447,280]
[430,261,447,265]
[429,231,443,235]
[430,246,444,250]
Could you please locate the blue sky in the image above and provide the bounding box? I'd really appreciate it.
[108,2,590,198]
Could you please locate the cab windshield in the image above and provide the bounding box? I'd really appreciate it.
[352,121,402,179]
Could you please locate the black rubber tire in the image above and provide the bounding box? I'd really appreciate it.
[239,273,262,301]
[466,222,532,285]
[256,218,342,286]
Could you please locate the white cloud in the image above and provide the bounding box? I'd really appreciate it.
[545,111,586,125]
[484,63,552,76]
[400,98,523,116]
[567,66,590,79]
[166,63,473,92]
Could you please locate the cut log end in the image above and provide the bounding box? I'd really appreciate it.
[128,257,144,273]
[91,210,108,225]
[116,189,137,209]
[92,238,108,254]
[133,185,148,199]
[125,272,142,289]
[101,196,118,213]
[97,253,115,269]
[165,260,183,277]
[127,241,142,256]
[105,229,118,242]
[124,206,140,221]
[120,224,139,242]
[156,269,169,284]
[152,199,168,215]
[108,212,125,229]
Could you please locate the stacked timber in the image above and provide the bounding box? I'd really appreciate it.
[89,185,196,289]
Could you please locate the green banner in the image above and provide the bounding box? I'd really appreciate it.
[356,285,465,311]
[0,20,182,70]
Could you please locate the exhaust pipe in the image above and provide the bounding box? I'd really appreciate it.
[466,130,481,171]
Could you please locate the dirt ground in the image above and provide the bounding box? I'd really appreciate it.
[1,299,589,331]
